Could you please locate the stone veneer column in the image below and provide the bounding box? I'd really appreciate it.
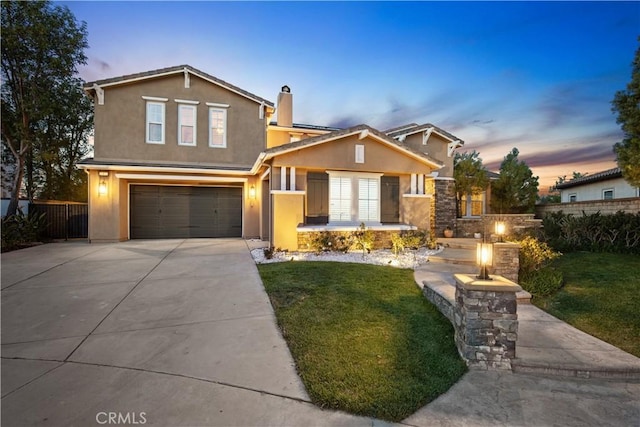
[491,242,520,283]
[434,178,456,237]
[454,274,522,370]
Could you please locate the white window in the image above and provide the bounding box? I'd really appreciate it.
[329,176,352,222]
[146,102,165,144]
[178,104,197,146]
[569,193,577,202]
[209,108,227,148]
[355,144,365,163]
[328,172,382,224]
[603,189,614,200]
[358,178,379,221]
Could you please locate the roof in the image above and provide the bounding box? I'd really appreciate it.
[262,124,445,169]
[383,123,419,134]
[386,122,464,144]
[84,64,274,107]
[77,158,251,173]
[555,167,622,189]
[268,122,342,132]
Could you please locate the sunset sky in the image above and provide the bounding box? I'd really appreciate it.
[60,1,640,192]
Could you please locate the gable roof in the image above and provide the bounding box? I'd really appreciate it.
[383,123,419,134]
[386,122,464,144]
[84,64,274,107]
[260,124,444,169]
[268,122,342,132]
[556,167,622,189]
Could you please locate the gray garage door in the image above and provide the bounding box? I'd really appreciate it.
[130,185,242,239]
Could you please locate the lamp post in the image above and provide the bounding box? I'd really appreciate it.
[476,242,493,280]
[494,221,506,242]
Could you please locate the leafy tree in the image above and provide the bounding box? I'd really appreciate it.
[453,151,489,216]
[540,172,586,204]
[491,148,539,214]
[612,38,640,187]
[1,1,88,215]
[36,77,92,201]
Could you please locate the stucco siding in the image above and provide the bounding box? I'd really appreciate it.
[271,135,436,174]
[560,177,639,202]
[403,133,454,176]
[94,74,266,167]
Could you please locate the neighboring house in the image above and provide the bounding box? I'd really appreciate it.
[556,167,639,203]
[79,65,465,249]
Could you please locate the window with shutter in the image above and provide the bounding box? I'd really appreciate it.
[329,176,351,222]
[358,178,379,222]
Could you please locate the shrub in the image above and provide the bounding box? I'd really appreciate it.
[263,247,275,259]
[542,211,640,254]
[390,229,438,257]
[390,233,405,257]
[352,223,374,258]
[1,210,47,251]
[520,267,564,297]
[307,231,352,253]
[514,235,561,278]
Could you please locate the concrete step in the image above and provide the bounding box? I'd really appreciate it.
[429,247,476,266]
[437,238,481,250]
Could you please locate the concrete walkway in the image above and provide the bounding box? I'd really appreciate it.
[415,257,640,380]
[1,240,380,426]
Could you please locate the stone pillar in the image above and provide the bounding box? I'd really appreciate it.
[454,274,522,370]
[491,242,520,283]
[434,178,456,238]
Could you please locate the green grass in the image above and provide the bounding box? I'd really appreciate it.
[258,261,467,422]
[534,252,640,357]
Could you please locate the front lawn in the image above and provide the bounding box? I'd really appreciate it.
[258,261,467,422]
[534,252,640,357]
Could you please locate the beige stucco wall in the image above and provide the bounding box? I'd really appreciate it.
[403,133,454,176]
[87,170,127,242]
[272,135,436,174]
[401,196,431,229]
[267,128,329,149]
[244,175,261,239]
[94,73,266,167]
[272,192,304,250]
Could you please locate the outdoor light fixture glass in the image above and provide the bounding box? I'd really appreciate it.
[476,242,493,280]
[98,180,108,196]
[249,185,256,199]
[495,221,506,242]
[98,171,109,196]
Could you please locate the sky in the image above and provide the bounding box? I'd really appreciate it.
[60,1,640,193]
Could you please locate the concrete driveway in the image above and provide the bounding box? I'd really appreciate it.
[1,239,377,426]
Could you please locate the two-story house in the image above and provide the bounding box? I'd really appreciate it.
[80,65,465,249]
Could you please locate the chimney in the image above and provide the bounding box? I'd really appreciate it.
[277,85,292,127]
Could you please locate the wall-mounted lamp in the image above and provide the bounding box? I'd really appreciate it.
[476,242,493,280]
[249,185,256,200]
[98,171,109,196]
[494,221,506,242]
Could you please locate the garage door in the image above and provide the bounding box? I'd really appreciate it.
[130,185,242,239]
